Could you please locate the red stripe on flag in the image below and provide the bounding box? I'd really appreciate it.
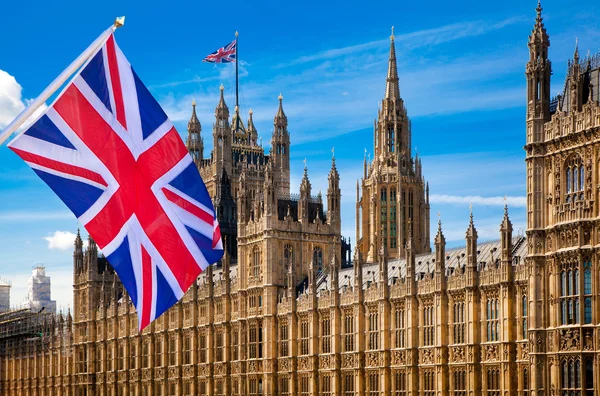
[140,246,152,330]
[162,188,214,226]
[212,224,221,249]
[106,35,127,130]
[10,147,108,187]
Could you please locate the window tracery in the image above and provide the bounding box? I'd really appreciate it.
[313,247,323,274]
[565,155,585,202]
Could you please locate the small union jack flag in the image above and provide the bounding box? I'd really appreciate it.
[8,33,223,330]
[203,40,237,63]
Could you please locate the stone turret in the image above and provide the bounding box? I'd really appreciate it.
[186,100,203,164]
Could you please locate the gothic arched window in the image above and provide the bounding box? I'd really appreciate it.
[390,188,397,249]
[522,295,528,339]
[381,188,388,249]
[388,127,395,153]
[565,155,584,202]
[560,261,585,325]
[486,298,499,342]
[313,247,323,274]
[561,358,582,393]
[251,247,261,278]
[584,260,592,324]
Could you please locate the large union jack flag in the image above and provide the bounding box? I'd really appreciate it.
[202,39,237,63]
[8,33,223,330]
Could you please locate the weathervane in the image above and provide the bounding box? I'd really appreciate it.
[332,147,335,159]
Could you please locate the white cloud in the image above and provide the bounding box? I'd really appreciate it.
[0,70,26,129]
[44,231,78,251]
[0,69,48,136]
[275,17,524,68]
[430,194,526,207]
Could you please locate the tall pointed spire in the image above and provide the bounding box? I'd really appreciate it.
[301,159,310,191]
[434,214,446,273]
[385,26,400,100]
[186,100,203,163]
[275,93,287,122]
[529,0,549,46]
[215,84,229,116]
[188,100,201,133]
[500,201,514,265]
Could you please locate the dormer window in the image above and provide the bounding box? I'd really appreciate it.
[565,155,584,202]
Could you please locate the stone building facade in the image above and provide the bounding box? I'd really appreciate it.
[2,3,600,395]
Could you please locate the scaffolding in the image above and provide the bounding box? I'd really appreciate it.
[0,308,55,357]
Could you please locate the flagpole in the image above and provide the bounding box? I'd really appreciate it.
[235,30,239,133]
[0,17,125,147]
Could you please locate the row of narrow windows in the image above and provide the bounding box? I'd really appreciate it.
[565,156,585,202]
[7,362,595,395]
[22,291,537,378]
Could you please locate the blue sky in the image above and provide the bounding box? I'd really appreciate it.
[0,0,598,310]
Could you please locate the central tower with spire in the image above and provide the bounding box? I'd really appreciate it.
[357,28,431,261]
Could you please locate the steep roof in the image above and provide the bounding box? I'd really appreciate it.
[319,236,527,293]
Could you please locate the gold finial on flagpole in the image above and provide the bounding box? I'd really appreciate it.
[114,16,125,29]
[235,31,239,38]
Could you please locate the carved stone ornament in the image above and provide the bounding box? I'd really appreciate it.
[342,354,354,368]
[248,360,257,372]
[392,350,405,365]
[197,365,208,376]
[367,351,379,367]
[484,344,498,361]
[452,346,465,363]
[214,363,224,375]
[168,366,179,377]
[560,328,580,351]
[298,356,311,371]
[319,355,332,369]
[421,349,433,365]
[520,343,529,360]
[279,358,290,372]
[583,329,593,351]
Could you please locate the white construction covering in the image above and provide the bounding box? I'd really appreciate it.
[23,266,56,313]
[0,279,10,311]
